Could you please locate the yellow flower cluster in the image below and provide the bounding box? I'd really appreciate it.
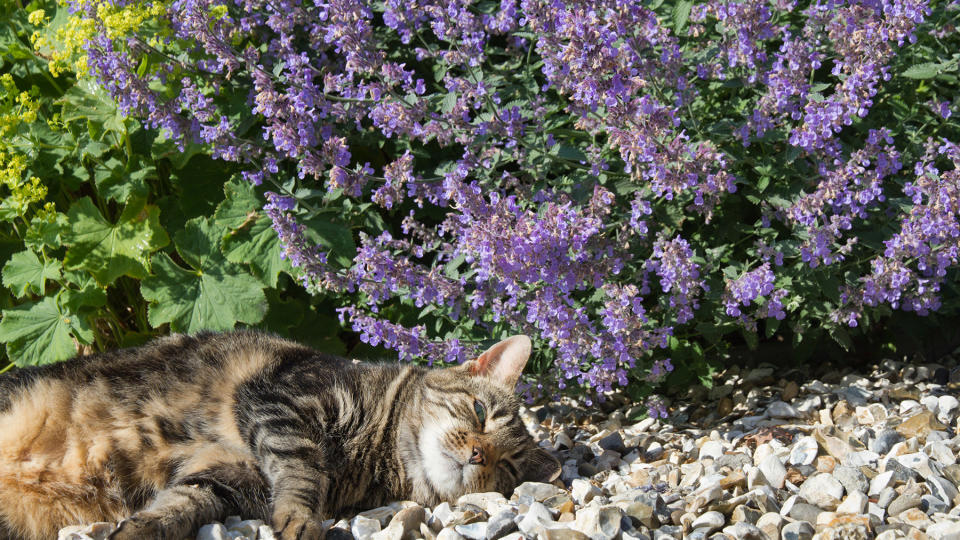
[30,0,168,77]
[0,75,48,219]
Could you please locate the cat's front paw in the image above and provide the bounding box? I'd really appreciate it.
[273,508,325,540]
[108,513,164,540]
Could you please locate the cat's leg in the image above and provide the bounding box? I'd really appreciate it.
[259,444,331,540]
[109,462,269,540]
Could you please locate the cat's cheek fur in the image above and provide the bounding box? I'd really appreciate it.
[417,421,466,499]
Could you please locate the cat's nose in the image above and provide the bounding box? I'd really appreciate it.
[468,445,485,465]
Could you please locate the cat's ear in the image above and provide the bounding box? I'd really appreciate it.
[463,335,531,388]
[522,447,562,483]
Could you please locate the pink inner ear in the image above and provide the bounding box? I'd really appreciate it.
[469,335,532,388]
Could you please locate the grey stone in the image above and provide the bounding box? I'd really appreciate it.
[789,437,819,466]
[788,503,822,524]
[196,524,231,540]
[513,482,562,501]
[699,441,724,461]
[837,386,871,406]
[927,520,960,539]
[841,451,879,468]
[437,528,466,540]
[352,515,383,540]
[877,487,897,509]
[731,505,763,525]
[887,493,922,516]
[258,524,278,540]
[833,466,869,495]
[722,522,765,540]
[572,506,623,540]
[59,523,116,540]
[540,530,591,540]
[228,520,264,539]
[788,502,823,523]
[869,430,904,455]
[485,511,518,540]
[571,479,602,505]
[454,522,488,540]
[758,454,787,489]
[885,459,920,484]
[517,502,554,537]
[798,473,844,509]
[922,494,949,514]
[766,401,802,419]
[690,511,725,534]
[869,471,895,496]
[780,521,815,540]
[717,453,753,470]
[326,527,354,540]
[928,475,960,504]
[651,525,682,540]
[836,491,868,515]
[599,432,627,454]
[372,523,405,540]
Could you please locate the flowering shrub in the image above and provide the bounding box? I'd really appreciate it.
[3,0,960,412]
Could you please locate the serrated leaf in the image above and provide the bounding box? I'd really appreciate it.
[60,79,126,137]
[64,197,170,285]
[2,250,61,298]
[673,0,694,32]
[222,215,293,288]
[901,62,941,79]
[141,219,267,333]
[214,178,261,229]
[0,296,87,366]
[24,211,69,250]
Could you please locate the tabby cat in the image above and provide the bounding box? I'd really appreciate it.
[0,330,560,540]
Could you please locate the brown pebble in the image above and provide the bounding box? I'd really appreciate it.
[782,381,799,402]
[558,512,576,523]
[816,455,837,473]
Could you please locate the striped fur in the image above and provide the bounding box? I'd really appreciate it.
[0,330,560,540]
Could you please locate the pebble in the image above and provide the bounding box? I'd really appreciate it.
[690,511,725,534]
[798,473,844,509]
[781,521,816,540]
[50,354,960,540]
[887,493,922,516]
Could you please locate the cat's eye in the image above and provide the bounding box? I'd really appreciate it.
[473,399,487,426]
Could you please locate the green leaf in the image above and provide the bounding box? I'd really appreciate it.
[60,79,126,138]
[92,156,149,203]
[0,296,88,366]
[222,215,292,288]
[24,211,70,250]
[64,197,170,285]
[141,218,267,333]
[213,178,260,229]
[901,62,941,79]
[2,250,61,298]
[673,0,694,32]
[302,217,356,268]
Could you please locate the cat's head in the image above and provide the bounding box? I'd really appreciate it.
[414,336,561,501]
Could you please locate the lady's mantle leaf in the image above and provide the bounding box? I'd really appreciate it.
[140,218,267,333]
[0,296,92,366]
[64,197,169,285]
[2,250,61,298]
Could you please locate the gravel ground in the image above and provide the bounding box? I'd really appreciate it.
[60,353,960,540]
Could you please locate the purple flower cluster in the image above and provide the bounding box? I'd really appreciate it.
[856,139,960,317]
[646,234,705,324]
[722,263,787,327]
[70,0,959,406]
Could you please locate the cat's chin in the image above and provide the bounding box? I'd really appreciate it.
[417,424,474,500]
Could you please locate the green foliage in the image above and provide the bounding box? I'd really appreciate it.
[0,0,347,368]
